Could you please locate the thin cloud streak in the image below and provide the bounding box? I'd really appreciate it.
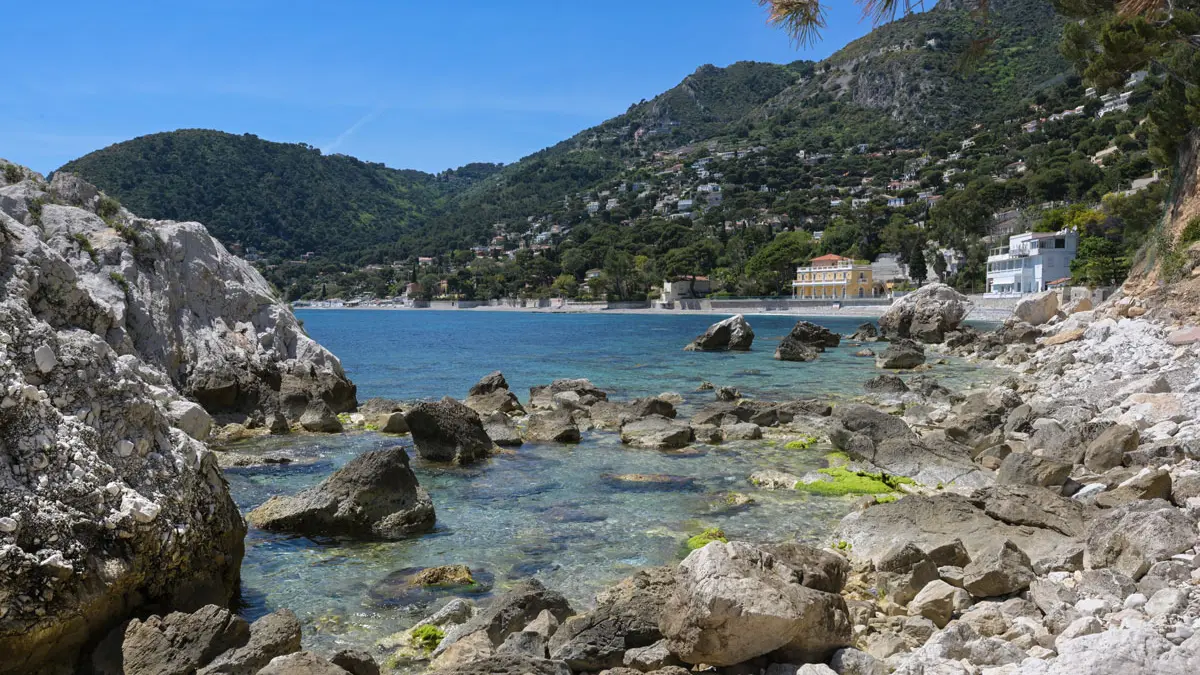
[322,105,387,153]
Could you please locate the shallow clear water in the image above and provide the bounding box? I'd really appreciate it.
[226,310,991,655]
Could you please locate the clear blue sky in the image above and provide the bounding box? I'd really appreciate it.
[5,1,886,175]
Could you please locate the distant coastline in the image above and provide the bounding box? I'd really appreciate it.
[293,299,1018,322]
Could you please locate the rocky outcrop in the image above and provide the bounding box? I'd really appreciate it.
[879,284,972,343]
[464,371,525,417]
[0,164,247,673]
[0,168,355,427]
[776,321,840,362]
[246,446,435,539]
[405,397,494,464]
[684,315,754,351]
[660,541,851,666]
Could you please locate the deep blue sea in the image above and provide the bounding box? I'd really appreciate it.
[225,310,990,659]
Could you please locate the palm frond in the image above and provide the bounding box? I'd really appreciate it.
[1118,0,1167,16]
[759,0,828,46]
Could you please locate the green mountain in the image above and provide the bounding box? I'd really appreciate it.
[58,129,501,262]
[60,0,1068,264]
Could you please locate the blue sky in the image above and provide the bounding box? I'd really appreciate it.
[4,1,887,175]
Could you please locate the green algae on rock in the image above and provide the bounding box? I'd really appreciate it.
[686,527,729,550]
[796,466,915,496]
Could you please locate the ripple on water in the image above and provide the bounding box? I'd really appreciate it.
[225,311,996,655]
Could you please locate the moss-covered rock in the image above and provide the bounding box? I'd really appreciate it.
[796,466,915,496]
[686,527,728,550]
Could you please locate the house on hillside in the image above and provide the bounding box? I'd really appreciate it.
[986,230,1079,295]
[792,254,876,300]
[662,277,712,302]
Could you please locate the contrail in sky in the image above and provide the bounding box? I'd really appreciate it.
[323,105,387,153]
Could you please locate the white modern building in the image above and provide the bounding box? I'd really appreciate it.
[986,230,1078,295]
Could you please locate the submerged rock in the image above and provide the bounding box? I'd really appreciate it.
[406,397,494,464]
[619,415,693,449]
[247,446,435,539]
[684,315,754,351]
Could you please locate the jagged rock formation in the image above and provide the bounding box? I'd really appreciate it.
[0,160,356,428]
[0,162,256,673]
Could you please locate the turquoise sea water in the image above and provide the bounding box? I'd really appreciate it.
[225,310,989,658]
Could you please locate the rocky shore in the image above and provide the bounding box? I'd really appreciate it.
[339,284,1199,675]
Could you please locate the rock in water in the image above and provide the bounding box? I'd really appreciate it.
[247,446,435,539]
[878,283,972,343]
[619,415,693,449]
[525,409,582,443]
[469,370,509,396]
[660,541,851,666]
[120,605,250,675]
[548,567,676,670]
[684,315,754,351]
[850,322,880,341]
[0,165,247,674]
[774,321,840,362]
[875,339,926,369]
[528,379,608,410]
[405,397,494,463]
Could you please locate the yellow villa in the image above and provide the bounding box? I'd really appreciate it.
[792,254,876,299]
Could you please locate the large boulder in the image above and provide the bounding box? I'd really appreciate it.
[120,605,251,675]
[836,488,1084,575]
[590,397,677,430]
[405,397,494,464]
[1084,499,1198,579]
[0,168,248,674]
[247,446,435,539]
[962,540,1035,598]
[469,371,509,396]
[875,339,926,370]
[1013,290,1059,327]
[878,284,973,343]
[775,321,840,362]
[198,609,303,675]
[684,315,754,351]
[548,567,676,671]
[660,541,851,666]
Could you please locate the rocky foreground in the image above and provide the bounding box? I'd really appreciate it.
[343,285,1198,675]
[0,160,356,673]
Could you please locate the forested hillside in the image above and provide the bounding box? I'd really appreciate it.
[58,0,1169,303]
[59,129,501,261]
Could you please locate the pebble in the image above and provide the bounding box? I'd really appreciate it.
[0,517,17,533]
[115,440,134,458]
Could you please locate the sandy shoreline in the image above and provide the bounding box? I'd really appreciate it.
[293,302,1016,322]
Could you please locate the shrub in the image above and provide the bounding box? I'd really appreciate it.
[72,233,98,263]
[3,164,22,184]
[1178,217,1200,249]
[96,195,121,220]
[109,272,130,293]
[28,198,44,225]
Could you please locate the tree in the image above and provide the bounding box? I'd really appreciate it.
[663,241,720,297]
[745,231,815,294]
[551,273,578,298]
[908,242,929,285]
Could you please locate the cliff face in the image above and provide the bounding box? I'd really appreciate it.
[0,161,353,673]
[1120,130,1200,320]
